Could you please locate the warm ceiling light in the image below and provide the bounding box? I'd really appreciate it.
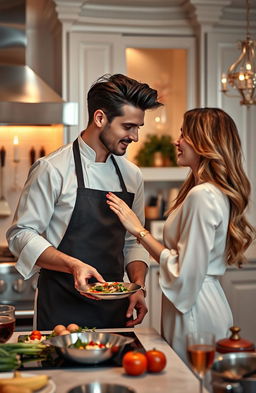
[221,0,256,106]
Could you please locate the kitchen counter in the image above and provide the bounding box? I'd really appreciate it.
[9,328,210,393]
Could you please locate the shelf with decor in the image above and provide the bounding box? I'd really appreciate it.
[140,166,189,182]
[140,166,189,216]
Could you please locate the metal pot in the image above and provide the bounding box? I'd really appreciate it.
[211,352,256,393]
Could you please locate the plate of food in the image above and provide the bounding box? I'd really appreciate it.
[80,281,141,300]
[0,372,56,393]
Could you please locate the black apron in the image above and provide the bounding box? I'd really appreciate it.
[37,138,134,330]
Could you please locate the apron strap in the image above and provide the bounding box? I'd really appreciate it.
[73,138,85,188]
[111,155,128,193]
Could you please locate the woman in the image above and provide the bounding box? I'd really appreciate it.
[106,107,255,363]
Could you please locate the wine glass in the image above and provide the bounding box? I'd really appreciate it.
[186,331,215,393]
[0,305,16,343]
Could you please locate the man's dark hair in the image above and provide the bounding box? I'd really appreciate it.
[87,73,163,125]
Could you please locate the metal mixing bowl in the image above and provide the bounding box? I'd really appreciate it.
[44,332,134,364]
[67,382,136,393]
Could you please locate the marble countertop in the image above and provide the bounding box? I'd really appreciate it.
[8,327,210,393]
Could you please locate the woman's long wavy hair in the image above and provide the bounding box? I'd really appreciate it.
[169,108,255,267]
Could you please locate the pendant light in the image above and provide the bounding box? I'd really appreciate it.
[221,0,256,106]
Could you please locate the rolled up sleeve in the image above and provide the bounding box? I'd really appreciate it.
[6,160,60,279]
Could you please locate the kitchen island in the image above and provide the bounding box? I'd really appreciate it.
[8,328,210,393]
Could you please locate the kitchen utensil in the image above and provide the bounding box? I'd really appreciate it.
[186,331,216,393]
[216,326,255,354]
[242,368,256,379]
[81,282,141,300]
[0,147,11,218]
[43,331,134,364]
[211,352,256,393]
[67,382,136,393]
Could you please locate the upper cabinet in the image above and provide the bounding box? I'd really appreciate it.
[67,33,196,148]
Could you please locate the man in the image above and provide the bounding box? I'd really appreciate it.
[6,74,163,330]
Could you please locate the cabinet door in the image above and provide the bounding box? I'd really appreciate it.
[68,32,125,141]
[149,264,161,334]
[220,264,256,343]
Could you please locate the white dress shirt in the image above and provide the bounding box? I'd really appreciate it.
[7,136,149,279]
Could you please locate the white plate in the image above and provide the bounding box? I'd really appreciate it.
[0,372,56,393]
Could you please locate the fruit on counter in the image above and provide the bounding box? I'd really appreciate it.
[122,351,148,376]
[0,385,32,393]
[25,331,46,344]
[28,331,42,341]
[145,348,167,373]
[0,372,49,391]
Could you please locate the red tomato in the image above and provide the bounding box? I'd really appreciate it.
[29,330,42,340]
[145,349,167,373]
[122,351,148,376]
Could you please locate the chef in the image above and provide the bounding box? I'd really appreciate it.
[6,73,163,330]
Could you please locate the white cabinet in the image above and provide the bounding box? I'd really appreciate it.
[141,260,256,342]
[148,262,161,334]
[220,262,256,343]
[139,166,188,333]
[140,261,161,334]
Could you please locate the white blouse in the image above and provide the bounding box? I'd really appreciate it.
[159,182,230,314]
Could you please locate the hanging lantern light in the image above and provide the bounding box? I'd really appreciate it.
[221,0,256,106]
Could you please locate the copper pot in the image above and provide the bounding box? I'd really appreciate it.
[216,326,255,354]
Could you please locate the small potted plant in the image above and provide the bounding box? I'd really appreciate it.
[135,134,177,167]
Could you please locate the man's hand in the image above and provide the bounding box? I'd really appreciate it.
[71,261,104,291]
[125,289,148,327]
[36,247,105,300]
[71,261,105,300]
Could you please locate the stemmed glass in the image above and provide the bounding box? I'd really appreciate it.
[0,305,16,343]
[186,331,215,393]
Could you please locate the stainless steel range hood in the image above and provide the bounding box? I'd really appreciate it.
[0,0,78,125]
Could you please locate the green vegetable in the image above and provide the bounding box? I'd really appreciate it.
[70,337,83,348]
[0,342,47,371]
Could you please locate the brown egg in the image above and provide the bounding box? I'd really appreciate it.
[59,329,71,336]
[53,324,66,335]
[67,323,80,332]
